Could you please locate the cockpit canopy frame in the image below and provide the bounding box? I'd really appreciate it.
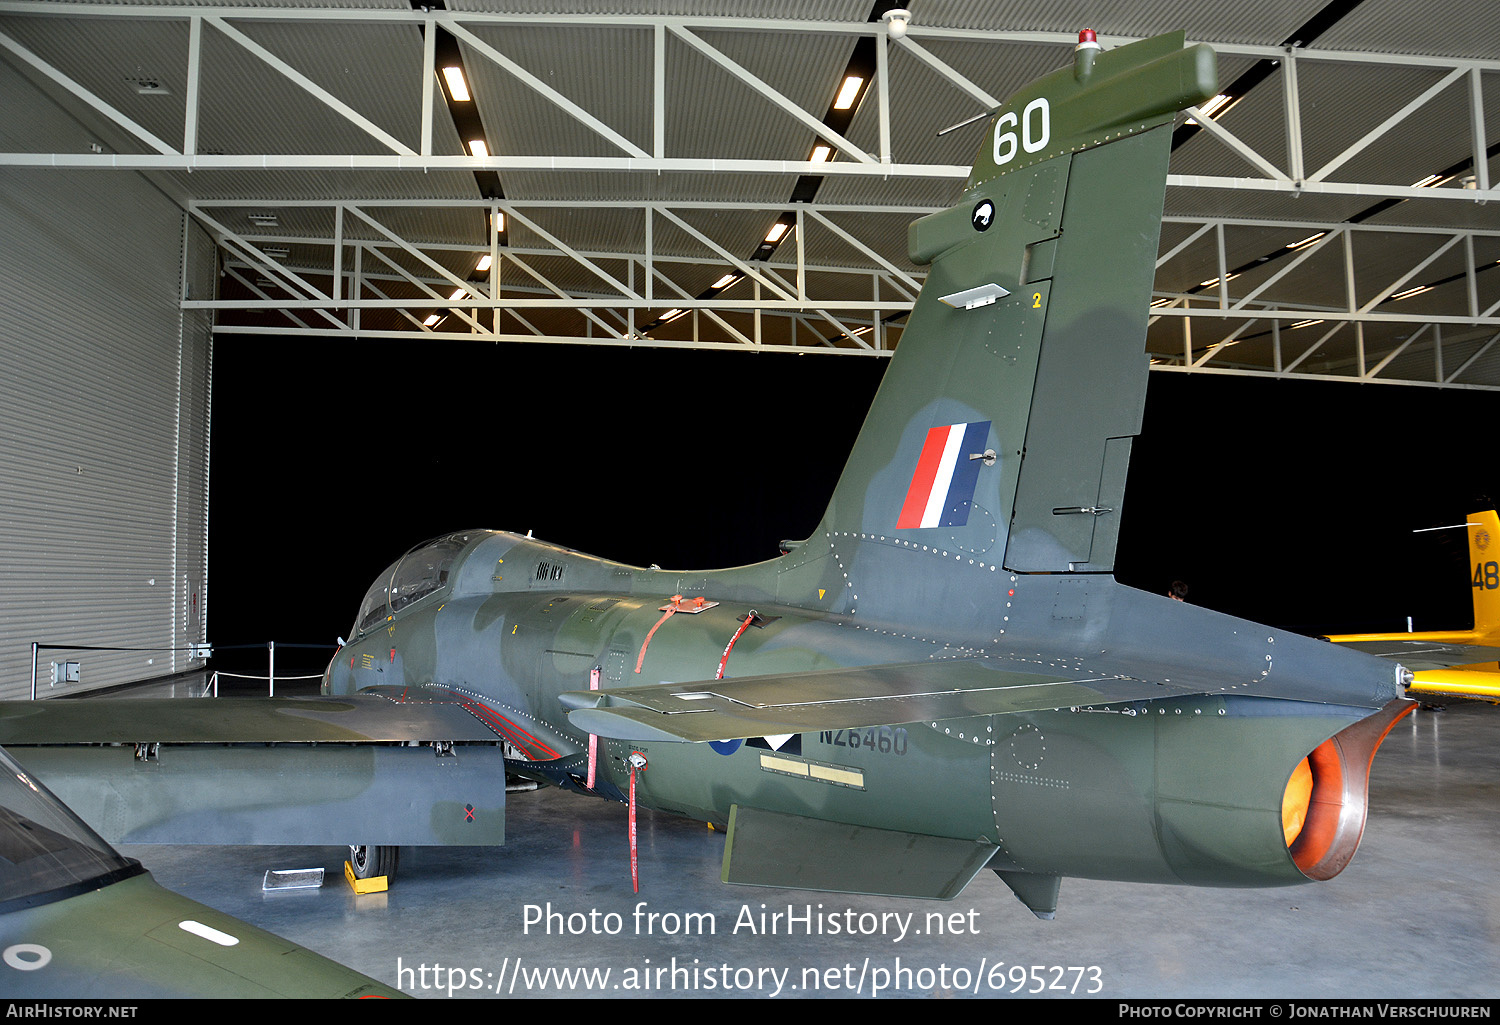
[353,532,475,637]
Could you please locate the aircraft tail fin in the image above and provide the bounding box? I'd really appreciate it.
[811,32,1215,575]
[1464,510,1500,643]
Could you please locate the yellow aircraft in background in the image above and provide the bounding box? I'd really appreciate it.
[1328,509,1500,701]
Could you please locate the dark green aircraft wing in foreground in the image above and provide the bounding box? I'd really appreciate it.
[0,692,515,744]
[0,692,512,847]
[0,747,402,997]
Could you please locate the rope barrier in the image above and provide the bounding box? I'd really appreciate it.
[29,640,336,699]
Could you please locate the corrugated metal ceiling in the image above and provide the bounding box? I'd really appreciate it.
[1,0,1497,383]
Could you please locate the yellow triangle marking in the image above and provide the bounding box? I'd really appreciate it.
[818,589,826,600]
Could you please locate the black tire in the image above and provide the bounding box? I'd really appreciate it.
[348,844,399,880]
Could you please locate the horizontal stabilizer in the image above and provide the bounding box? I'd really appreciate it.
[722,804,995,900]
[1330,639,1500,673]
[560,660,1203,742]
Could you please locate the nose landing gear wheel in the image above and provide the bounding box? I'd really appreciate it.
[349,844,399,880]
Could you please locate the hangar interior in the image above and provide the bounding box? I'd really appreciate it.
[2,0,1498,998]
[4,0,1500,698]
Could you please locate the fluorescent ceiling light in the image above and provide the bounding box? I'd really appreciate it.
[660,308,687,323]
[833,75,863,110]
[468,138,489,158]
[1411,173,1448,189]
[448,287,467,301]
[423,314,442,327]
[1286,233,1326,250]
[1391,285,1432,300]
[1198,94,1233,118]
[1290,319,1324,329]
[1185,93,1236,125]
[476,255,493,273]
[711,274,738,289]
[810,144,832,163]
[764,222,790,244]
[442,66,471,102]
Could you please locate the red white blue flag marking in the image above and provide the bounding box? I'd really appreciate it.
[897,421,991,529]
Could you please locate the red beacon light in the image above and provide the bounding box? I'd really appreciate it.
[1074,27,1101,79]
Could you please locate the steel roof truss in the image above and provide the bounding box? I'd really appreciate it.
[204,15,415,157]
[891,33,1000,110]
[447,21,649,161]
[221,263,311,332]
[1229,229,1342,314]
[652,207,798,303]
[1357,233,1466,315]
[359,243,489,335]
[1368,323,1432,381]
[1306,67,1467,186]
[1184,101,1289,184]
[0,24,176,155]
[1446,329,1500,385]
[499,206,640,301]
[502,253,626,340]
[361,276,443,336]
[648,264,755,348]
[667,24,876,167]
[344,206,488,304]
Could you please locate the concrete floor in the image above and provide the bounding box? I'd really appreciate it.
[108,692,1500,1000]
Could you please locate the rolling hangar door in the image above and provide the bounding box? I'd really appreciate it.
[0,56,213,700]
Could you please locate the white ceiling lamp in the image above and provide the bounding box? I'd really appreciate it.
[833,75,863,110]
[441,66,471,102]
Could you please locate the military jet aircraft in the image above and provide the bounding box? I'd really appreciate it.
[0,745,401,997]
[0,30,1421,920]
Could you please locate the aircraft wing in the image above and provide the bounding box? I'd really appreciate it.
[1327,638,1500,672]
[0,691,508,744]
[0,689,559,847]
[559,660,1204,743]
